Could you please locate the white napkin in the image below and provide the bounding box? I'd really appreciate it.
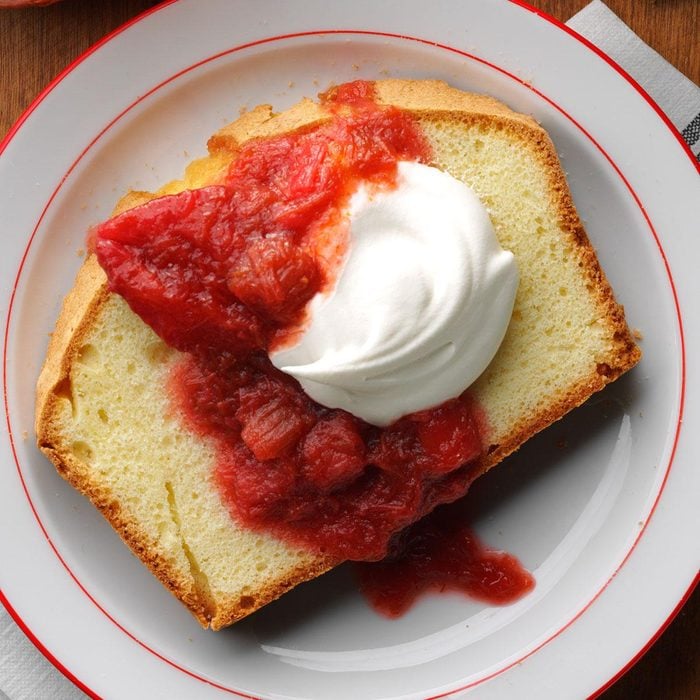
[2,3,698,699]
[567,0,700,159]
[0,612,84,700]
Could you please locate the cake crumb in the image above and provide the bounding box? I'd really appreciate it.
[288,81,295,88]
[21,430,28,441]
[632,328,643,340]
[76,248,85,258]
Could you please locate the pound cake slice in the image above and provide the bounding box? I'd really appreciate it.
[35,80,640,629]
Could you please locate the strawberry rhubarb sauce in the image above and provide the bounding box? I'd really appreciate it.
[94,80,532,607]
[357,501,535,617]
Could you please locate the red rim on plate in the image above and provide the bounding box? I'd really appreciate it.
[1,2,696,698]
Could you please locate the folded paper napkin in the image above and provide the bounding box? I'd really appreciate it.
[568,0,700,159]
[1,2,698,699]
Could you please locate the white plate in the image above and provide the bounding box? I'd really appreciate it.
[1,1,698,698]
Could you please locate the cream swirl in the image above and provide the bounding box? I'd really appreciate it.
[270,161,518,426]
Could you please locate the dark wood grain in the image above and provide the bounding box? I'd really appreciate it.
[0,0,161,134]
[0,1,697,699]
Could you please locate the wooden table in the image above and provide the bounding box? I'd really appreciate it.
[1,1,698,698]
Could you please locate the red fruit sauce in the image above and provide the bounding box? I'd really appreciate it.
[356,503,535,617]
[94,80,534,606]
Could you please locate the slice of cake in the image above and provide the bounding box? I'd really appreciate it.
[35,80,640,629]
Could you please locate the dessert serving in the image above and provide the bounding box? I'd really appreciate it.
[35,79,640,630]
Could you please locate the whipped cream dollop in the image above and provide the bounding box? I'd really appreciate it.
[270,161,519,426]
